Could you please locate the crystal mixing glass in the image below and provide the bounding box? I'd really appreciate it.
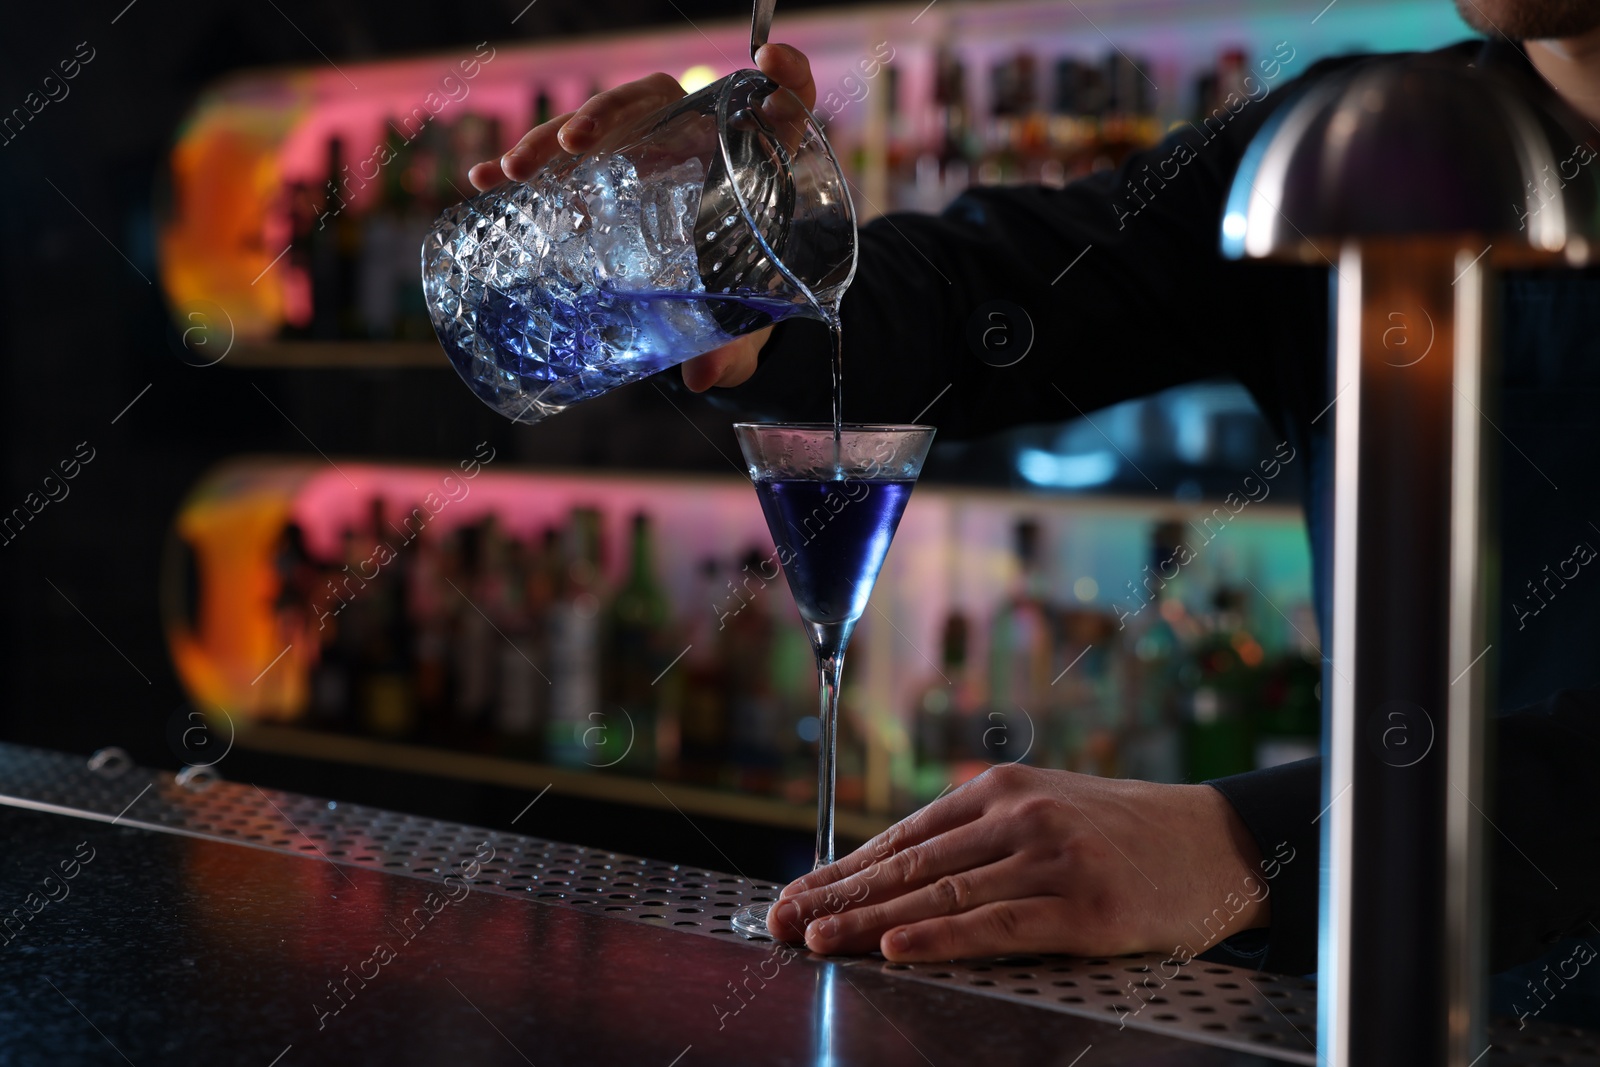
[421,70,856,423]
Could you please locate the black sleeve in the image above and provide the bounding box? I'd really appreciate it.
[1207,688,1600,976]
[1205,759,1321,975]
[715,48,1359,439]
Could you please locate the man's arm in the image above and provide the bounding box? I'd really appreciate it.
[718,44,1354,437]
[1208,688,1600,976]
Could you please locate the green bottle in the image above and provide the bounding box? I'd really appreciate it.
[601,513,670,773]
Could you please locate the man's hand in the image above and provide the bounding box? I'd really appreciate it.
[768,763,1273,962]
[467,44,819,393]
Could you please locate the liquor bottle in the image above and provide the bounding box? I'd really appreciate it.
[984,519,1054,765]
[723,548,781,793]
[1053,56,1111,178]
[547,508,604,767]
[1098,51,1158,170]
[360,498,417,739]
[495,534,546,756]
[407,517,452,732]
[309,137,351,340]
[911,610,975,805]
[1255,646,1322,768]
[1117,521,1191,783]
[311,526,375,729]
[278,180,318,337]
[1185,582,1264,780]
[356,121,406,340]
[679,558,730,784]
[771,583,817,803]
[601,512,671,774]
[931,44,973,203]
[1050,607,1119,775]
[394,124,442,340]
[451,521,497,736]
[883,64,916,210]
[980,53,1032,185]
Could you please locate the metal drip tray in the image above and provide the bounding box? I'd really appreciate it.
[1,743,1594,1065]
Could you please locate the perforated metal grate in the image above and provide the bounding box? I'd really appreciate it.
[2,743,1594,1065]
[0,744,776,940]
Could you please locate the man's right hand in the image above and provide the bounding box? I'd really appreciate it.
[467,44,820,394]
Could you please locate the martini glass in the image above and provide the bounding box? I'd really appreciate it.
[730,422,936,939]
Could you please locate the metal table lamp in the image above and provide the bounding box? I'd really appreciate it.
[1221,54,1600,1067]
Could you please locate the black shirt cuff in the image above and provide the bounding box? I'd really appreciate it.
[1206,757,1322,976]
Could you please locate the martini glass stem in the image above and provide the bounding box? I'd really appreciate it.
[807,619,852,869]
[812,644,846,869]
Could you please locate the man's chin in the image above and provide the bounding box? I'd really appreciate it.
[1454,0,1600,38]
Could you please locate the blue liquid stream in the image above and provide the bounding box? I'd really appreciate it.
[753,478,916,629]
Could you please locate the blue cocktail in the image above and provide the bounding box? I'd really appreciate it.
[731,423,935,939]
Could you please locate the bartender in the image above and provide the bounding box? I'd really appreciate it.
[469,0,1600,1004]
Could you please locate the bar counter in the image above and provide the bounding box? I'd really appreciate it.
[0,745,1588,1065]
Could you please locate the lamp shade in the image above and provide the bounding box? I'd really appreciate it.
[1220,55,1600,263]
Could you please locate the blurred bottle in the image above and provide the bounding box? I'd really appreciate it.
[927,43,973,205]
[356,121,408,340]
[680,559,730,784]
[883,65,916,209]
[979,53,1035,185]
[771,586,817,804]
[1255,648,1322,769]
[495,534,547,757]
[601,512,671,774]
[307,526,370,728]
[451,521,497,736]
[910,610,978,805]
[1051,608,1118,775]
[394,124,443,340]
[310,137,357,340]
[1100,51,1157,166]
[278,181,318,337]
[1056,56,1113,178]
[359,498,417,739]
[1118,521,1191,783]
[724,548,782,793]
[547,508,604,767]
[408,517,453,729]
[1185,582,1263,780]
[986,518,1054,743]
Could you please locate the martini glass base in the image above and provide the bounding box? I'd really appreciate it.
[732,902,776,939]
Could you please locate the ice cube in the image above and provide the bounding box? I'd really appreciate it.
[639,159,705,257]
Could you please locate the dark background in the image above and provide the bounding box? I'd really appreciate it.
[0,0,864,872]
